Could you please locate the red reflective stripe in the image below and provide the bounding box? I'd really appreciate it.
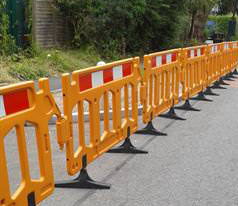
[122,63,132,77]
[151,56,156,67]
[79,74,92,91]
[172,53,177,61]
[103,68,113,83]
[3,90,29,115]
[194,49,197,57]
[162,55,166,65]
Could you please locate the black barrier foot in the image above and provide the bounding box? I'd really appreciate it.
[55,169,111,189]
[211,81,227,89]
[107,127,149,153]
[232,69,238,75]
[159,107,186,120]
[228,72,237,79]
[223,74,235,81]
[204,87,219,96]
[135,121,167,136]
[190,91,212,102]
[174,100,200,111]
[219,78,230,85]
[107,137,148,154]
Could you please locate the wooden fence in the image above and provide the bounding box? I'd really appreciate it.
[32,0,70,48]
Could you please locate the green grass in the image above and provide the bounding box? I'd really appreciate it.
[0,46,103,83]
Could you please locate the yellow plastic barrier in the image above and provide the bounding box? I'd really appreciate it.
[207,44,220,86]
[138,48,182,134]
[224,42,233,76]
[231,41,238,70]
[181,45,207,101]
[0,79,65,206]
[205,43,227,89]
[56,57,145,189]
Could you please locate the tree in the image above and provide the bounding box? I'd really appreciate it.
[186,0,218,42]
[53,0,189,57]
[218,0,238,17]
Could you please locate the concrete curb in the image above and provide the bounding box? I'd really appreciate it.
[48,95,183,124]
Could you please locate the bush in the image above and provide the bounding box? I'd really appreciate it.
[53,0,187,57]
[0,0,18,55]
[208,15,237,36]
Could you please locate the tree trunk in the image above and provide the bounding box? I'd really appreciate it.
[192,6,213,43]
[188,11,196,40]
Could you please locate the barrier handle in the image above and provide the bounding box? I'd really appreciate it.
[38,78,66,150]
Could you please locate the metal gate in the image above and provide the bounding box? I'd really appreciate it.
[6,0,25,47]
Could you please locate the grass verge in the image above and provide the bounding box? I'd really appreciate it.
[0,46,103,83]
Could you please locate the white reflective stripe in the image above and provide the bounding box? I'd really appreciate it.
[113,65,123,80]
[156,56,162,67]
[191,50,195,58]
[92,71,103,88]
[166,54,172,63]
[197,49,201,56]
[0,95,6,118]
[213,46,217,53]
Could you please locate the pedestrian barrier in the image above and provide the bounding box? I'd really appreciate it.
[0,79,66,206]
[2,41,238,204]
[180,45,207,102]
[231,41,238,71]
[137,49,182,136]
[55,57,146,189]
[223,42,232,77]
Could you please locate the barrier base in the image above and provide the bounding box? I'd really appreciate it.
[190,91,212,102]
[55,169,111,189]
[211,81,227,89]
[107,137,148,154]
[159,107,186,120]
[135,121,167,136]
[204,87,219,96]
[228,72,237,78]
[223,74,235,81]
[219,78,230,85]
[174,100,200,112]
[232,69,238,75]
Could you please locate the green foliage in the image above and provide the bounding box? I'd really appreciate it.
[217,0,238,17]
[0,0,18,55]
[208,15,235,34]
[4,47,101,82]
[53,0,188,57]
[8,65,49,80]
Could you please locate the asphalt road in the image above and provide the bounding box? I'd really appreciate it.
[5,77,238,206]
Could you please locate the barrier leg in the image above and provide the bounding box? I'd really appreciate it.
[107,127,148,153]
[159,107,186,120]
[107,137,148,154]
[223,74,235,81]
[55,168,111,189]
[232,68,238,75]
[219,77,230,85]
[174,99,200,111]
[204,87,219,96]
[190,91,212,102]
[135,121,167,136]
[228,71,238,78]
[211,80,227,89]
